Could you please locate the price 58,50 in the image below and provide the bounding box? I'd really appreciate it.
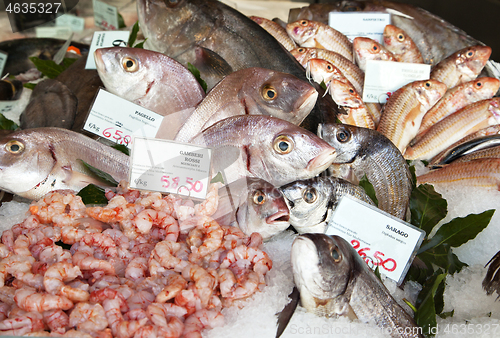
[161,176,204,194]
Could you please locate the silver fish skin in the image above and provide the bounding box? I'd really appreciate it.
[279,176,374,234]
[174,67,318,142]
[188,115,337,187]
[291,234,423,338]
[212,177,290,240]
[0,128,129,200]
[94,47,205,117]
[318,123,412,220]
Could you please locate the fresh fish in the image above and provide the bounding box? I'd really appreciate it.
[291,233,423,338]
[280,176,374,234]
[483,250,500,299]
[306,58,349,87]
[429,125,500,166]
[288,1,484,67]
[0,38,89,76]
[20,79,77,130]
[429,134,500,165]
[174,67,318,142]
[0,78,23,101]
[94,47,205,117]
[430,45,491,89]
[377,79,447,153]
[212,177,290,240]
[405,97,500,161]
[417,158,500,190]
[188,115,337,187]
[286,19,353,62]
[328,79,375,129]
[415,77,500,142]
[452,144,500,164]
[0,128,129,200]
[353,37,396,72]
[383,24,424,64]
[250,16,297,51]
[319,123,412,220]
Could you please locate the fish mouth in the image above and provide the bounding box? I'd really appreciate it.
[266,210,290,224]
[94,49,106,73]
[295,88,319,116]
[306,148,336,172]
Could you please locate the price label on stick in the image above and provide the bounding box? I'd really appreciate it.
[93,0,119,31]
[84,88,164,147]
[129,137,212,200]
[85,30,130,69]
[326,195,425,284]
[328,12,390,43]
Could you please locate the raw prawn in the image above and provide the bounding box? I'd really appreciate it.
[218,268,259,299]
[155,273,188,303]
[68,302,108,333]
[182,309,224,338]
[194,183,221,216]
[150,240,189,273]
[14,288,73,312]
[187,218,223,262]
[147,303,187,327]
[0,310,44,335]
[182,264,216,308]
[43,262,89,302]
[43,309,69,334]
[133,209,179,241]
[125,257,148,281]
[72,245,115,275]
[220,245,272,277]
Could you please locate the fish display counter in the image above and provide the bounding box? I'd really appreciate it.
[0,0,500,337]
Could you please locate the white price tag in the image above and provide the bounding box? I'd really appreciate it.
[129,137,212,200]
[85,31,130,69]
[0,51,7,76]
[35,26,73,39]
[93,0,119,31]
[326,196,425,284]
[84,88,163,147]
[328,12,390,43]
[362,60,431,103]
[56,14,85,32]
[0,101,15,115]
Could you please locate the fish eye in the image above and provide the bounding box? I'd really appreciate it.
[302,187,317,204]
[397,33,405,42]
[372,45,378,51]
[326,64,333,71]
[467,50,475,58]
[164,0,181,7]
[5,140,24,154]
[300,20,308,26]
[298,48,305,53]
[331,247,341,262]
[122,57,138,72]
[349,88,355,94]
[262,85,277,101]
[476,81,483,88]
[273,135,294,155]
[336,129,351,143]
[425,81,432,88]
[252,190,266,205]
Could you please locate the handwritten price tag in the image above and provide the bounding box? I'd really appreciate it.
[328,12,390,43]
[84,88,163,147]
[363,60,431,103]
[93,0,118,31]
[56,14,85,32]
[85,30,130,69]
[326,195,425,284]
[129,137,212,200]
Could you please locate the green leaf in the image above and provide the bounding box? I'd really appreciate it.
[23,83,36,90]
[117,13,126,29]
[408,162,417,190]
[438,310,454,319]
[319,80,327,91]
[79,160,119,187]
[410,184,447,235]
[29,57,78,79]
[187,62,208,93]
[111,144,130,156]
[133,39,146,49]
[210,172,224,184]
[419,243,468,274]
[0,114,18,130]
[419,209,494,253]
[415,273,446,337]
[128,21,139,47]
[359,174,378,206]
[77,184,109,205]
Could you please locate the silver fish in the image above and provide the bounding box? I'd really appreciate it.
[212,177,290,240]
[94,47,205,117]
[174,67,318,142]
[318,124,412,220]
[0,128,129,200]
[291,233,423,338]
[280,176,374,234]
[188,115,337,187]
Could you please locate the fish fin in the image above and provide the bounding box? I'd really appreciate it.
[193,46,233,79]
[63,168,115,188]
[155,107,196,140]
[276,286,300,338]
[345,303,358,321]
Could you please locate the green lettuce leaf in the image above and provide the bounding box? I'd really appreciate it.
[410,184,447,235]
[77,184,109,205]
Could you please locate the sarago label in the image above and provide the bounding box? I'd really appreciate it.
[326,195,425,284]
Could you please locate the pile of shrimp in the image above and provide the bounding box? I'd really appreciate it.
[0,182,272,338]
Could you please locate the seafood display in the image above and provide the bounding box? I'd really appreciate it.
[2,0,500,337]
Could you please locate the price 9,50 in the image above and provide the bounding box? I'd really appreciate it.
[351,239,397,272]
[161,176,204,194]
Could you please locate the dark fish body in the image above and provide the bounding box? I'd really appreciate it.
[0,78,23,101]
[0,128,130,200]
[432,134,500,165]
[280,176,374,234]
[291,234,422,338]
[319,123,412,220]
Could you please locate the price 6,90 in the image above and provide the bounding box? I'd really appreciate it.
[161,176,203,194]
[351,239,397,272]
